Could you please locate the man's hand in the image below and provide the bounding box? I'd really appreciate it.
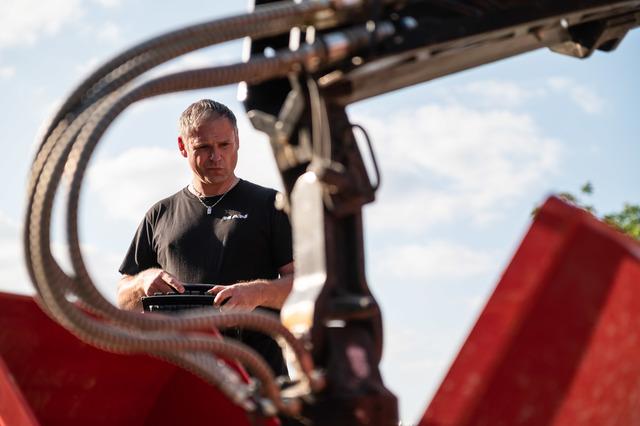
[139,268,185,295]
[116,268,184,311]
[207,281,266,312]
[207,262,295,312]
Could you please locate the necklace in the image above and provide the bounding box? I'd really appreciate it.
[189,183,233,215]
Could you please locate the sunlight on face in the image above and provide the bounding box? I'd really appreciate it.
[181,116,239,192]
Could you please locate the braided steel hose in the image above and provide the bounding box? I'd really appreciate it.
[23,2,361,417]
[24,0,400,416]
[22,0,395,416]
[173,351,256,410]
[67,50,322,375]
[25,81,297,418]
[33,18,396,388]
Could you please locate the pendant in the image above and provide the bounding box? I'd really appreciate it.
[207,207,212,215]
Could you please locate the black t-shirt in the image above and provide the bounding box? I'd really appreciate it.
[120,179,292,283]
[119,179,292,375]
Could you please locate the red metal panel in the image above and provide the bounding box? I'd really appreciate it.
[421,196,640,426]
[0,356,40,426]
[0,293,254,425]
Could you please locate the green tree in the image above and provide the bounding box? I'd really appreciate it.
[603,204,640,240]
[539,182,640,241]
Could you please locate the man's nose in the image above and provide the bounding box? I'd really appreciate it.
[209,148,221,161]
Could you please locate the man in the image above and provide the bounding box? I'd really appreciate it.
[116,99,293,376]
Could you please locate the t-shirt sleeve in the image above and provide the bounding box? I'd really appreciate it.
[118,213,159,276]
[270,193,293,269]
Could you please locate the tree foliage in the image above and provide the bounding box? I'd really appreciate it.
[603,204,640,240]
[538,182,640,241]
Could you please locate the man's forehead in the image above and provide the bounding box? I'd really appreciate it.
[192,117,235,134]
[187,120,237,144]
[199,113,233,126]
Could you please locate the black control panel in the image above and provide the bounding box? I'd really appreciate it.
[141,284,219,313]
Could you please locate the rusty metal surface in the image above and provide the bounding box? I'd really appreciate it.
[421,197,640,426]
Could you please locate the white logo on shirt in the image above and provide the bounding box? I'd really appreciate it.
[222,213,248,221]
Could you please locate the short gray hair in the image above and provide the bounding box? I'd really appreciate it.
[178,99,238,138]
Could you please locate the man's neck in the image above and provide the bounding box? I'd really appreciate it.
[191,177,239,197]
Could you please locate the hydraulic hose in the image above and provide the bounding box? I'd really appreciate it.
[47,49,323,379]
[23,0,400,415]
[22,1,369,417]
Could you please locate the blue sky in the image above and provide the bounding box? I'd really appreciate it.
[1,1,639,423]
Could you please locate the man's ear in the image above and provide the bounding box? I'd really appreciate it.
[178,136,188,158]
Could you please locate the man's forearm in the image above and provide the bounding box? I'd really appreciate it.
[117,275,145,312]
[256,273,293,310]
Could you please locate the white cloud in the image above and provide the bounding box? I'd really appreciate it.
[146,46,244,81]
[87,146,190,222]
[235,119,283,191]
[356,104,561,232]
[0,65,15,79]
[465,292,486,308]
[376,241,495,282]
[51,241,121,302]
[460,80,545,107]
[381,321,461,424]
[0,211,19,239]
[567,85,604,114]
[75,56,102,76]
[0,243,31,295]
[0,211,33,295]
[96,21,121,42]
[382,325,451,386]
[547,76,604,114]
[0,205,124,302]
[0,210,117,299]
[0,227,120,303]
[81,243,122,301]
[91,0,122,8]
[548,77,575,91]
[0,0,83,48]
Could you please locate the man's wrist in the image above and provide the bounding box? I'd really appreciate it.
[253,280,269,307]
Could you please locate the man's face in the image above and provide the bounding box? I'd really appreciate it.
[178,116,239,189]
